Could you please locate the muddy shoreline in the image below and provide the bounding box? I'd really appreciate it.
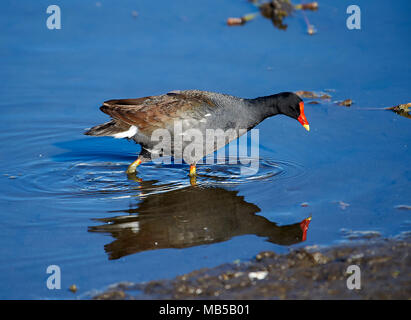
[93,235,411,300]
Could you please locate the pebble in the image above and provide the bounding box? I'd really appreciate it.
[248,271,268,281]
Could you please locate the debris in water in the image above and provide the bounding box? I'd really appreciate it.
[294,2,319,10]
[259,0,294,30]
[386,102,411,120]
[338,201,350,210]
[227,1,319,31]
[298,2,317,34]
[338,99,353,107]
[69,284,78,293]
[340,228,381,240]
[320,93,331,100]
[295,90,319,99]
[295,90,332,100]
[227,13,258,26]
[227,17,244,26]
[306,22,316,35]
[395,205,411,210]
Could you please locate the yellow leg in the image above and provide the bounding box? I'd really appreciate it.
[126,158,142,174]
[189,164,196,177]
[189,164,197,186]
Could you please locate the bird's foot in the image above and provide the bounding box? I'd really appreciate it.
[126,158,142,175]
[127,173,143,183]
[189,175,197,186]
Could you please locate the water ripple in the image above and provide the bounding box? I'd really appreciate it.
[3,156,306,201]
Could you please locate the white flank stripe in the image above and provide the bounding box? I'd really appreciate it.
[124,221,140,233]
[112,125,138,139]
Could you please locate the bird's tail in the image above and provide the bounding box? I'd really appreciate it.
[84,120,129,136]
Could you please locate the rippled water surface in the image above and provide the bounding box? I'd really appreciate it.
[1,0,410,299]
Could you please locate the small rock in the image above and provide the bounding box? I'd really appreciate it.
[305,244,319,251]
[94,290,125,300]
[256,251,276,261]
[311,252,328,264]
[219,273,230,281]
[248,271,268,281]
[347,253,364,263]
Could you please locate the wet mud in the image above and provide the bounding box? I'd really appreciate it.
[93,236,411,300]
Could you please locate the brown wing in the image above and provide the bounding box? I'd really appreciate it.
[99,91,217,135]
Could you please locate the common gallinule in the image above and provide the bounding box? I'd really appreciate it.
[85,90,309,176]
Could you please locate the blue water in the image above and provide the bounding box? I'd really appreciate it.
[0,0,410,299]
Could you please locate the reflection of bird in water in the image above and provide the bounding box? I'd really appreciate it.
[89,182,311,260]
[259,0,294,30]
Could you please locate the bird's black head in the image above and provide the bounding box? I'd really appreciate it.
[275,92,310,131]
